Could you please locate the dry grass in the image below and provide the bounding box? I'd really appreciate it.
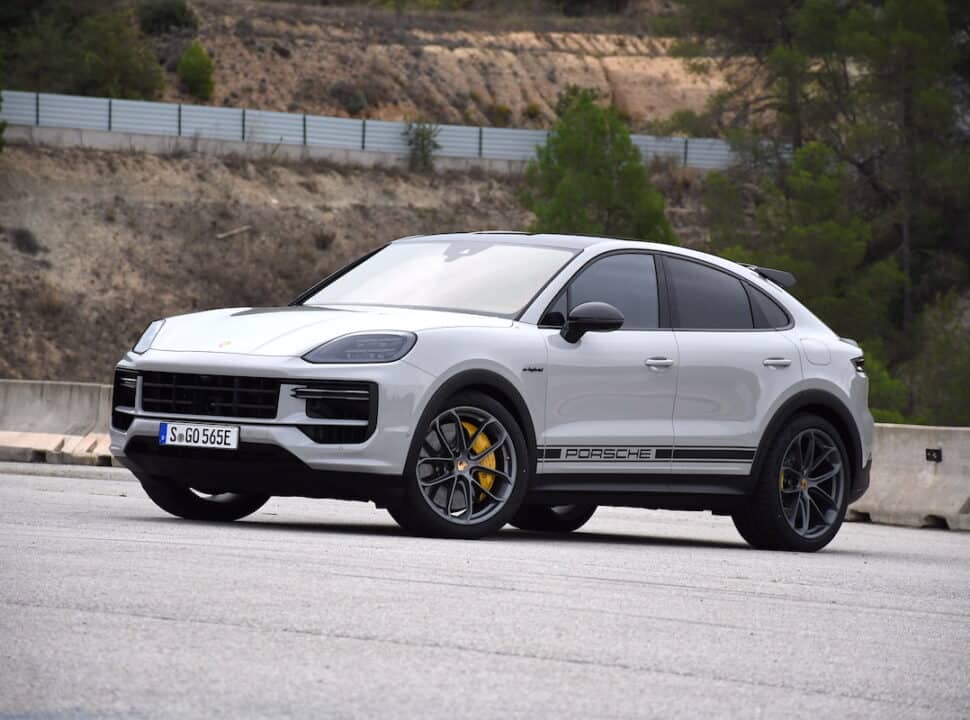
[0,144,533,382]
[153,0,728,131]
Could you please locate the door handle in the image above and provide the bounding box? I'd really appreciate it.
[645,357,675,368]
[763,357,792,368]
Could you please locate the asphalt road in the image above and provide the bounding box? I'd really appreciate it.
[1,463,968,720]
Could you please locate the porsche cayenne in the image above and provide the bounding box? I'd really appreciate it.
[110,232,873,551]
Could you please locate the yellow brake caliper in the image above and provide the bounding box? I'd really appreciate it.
[461,421,496,499]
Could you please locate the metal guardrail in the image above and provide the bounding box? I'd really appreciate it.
[0,90,737,169]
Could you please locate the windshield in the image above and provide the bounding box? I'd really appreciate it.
[304,240,577,316]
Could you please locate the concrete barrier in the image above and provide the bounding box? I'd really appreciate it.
[0,380,113,466]
[0,379,967,530]
[849,424,970,530]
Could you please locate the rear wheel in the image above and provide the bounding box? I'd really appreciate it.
[733,414,849,552]
[509,504,597,533]
[388,390,529,539]
[137,473,269,522]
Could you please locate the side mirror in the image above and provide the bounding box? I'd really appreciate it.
[560,302,624,343]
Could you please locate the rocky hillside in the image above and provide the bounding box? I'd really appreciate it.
[0,143,708,383]
[154,0,726,130]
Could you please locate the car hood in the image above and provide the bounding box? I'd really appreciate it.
[148,305,512,356]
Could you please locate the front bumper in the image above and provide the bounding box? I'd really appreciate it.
[109,350,436,487]
[119,437,406,503]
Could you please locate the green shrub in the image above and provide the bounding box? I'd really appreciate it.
[330,82,368,116]
[645,108,716,138]
[522,87,676,243]
[524,101,542,121]
[404,120,441,173]
[76,11,164,99]
[902,294,970,426]
[9,10,164,100]
[137,0,197,35]
[486,103,512,127]
[177,40,214,100]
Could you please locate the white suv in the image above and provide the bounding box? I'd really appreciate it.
[110,232,873,552]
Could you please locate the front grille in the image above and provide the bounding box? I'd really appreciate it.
[111,369,138,430]
[293,381,377,444]
[141,372,280,419]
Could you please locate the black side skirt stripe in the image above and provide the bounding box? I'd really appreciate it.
[539,446,756,463]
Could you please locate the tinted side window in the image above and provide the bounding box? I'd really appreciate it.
[666,257,753,330]
[747,285,791,328]
[565,253,659,330]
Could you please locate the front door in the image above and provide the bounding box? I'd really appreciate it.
[540,252,678,475]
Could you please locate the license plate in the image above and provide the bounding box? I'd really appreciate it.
[159,422,239,450]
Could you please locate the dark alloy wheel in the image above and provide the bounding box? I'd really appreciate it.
[733,414,849,552]
[388,390,529,539]
[509,504,597,533]
[137,473,269,522]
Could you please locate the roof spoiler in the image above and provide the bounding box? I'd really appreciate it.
[746,265,796,289]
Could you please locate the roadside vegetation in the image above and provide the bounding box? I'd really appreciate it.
[404,120,441,173]
[176,39,214,100]
[259,0,634,14]
[523,87,674,244]
[0,0,208,100]
[643,0,970,425]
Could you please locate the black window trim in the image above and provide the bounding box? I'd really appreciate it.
[658,254,794,333]
[537,249,671,331]
[744,282,793,331]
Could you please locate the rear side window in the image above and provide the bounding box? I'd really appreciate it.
[542,253,660,330]
[665,256,753,330]
[747,285,791,329]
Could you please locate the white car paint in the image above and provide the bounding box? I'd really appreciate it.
[110,232,874,499]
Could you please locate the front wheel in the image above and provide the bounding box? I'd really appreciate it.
[388,390,530,539]
[732,414,849,552]
[137,473,269,522]
[509,504,597,533]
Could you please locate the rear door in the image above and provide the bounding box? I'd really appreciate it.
[540,252,678,475]
[663,255,802,476]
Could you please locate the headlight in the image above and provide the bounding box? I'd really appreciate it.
[303,332,417,364]
[132,320,165,354]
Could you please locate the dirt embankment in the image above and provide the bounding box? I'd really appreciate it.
[154,0,725,130]
[0,145,529,382]
[0,144,708,383]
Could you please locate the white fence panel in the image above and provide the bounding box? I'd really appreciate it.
[39,93,107,131]
[305,115,362,149]
[631,134,686,164]
[365,119,409,154]
[2,91,742,171]
[435,124,480,158]
[685,138,734,170]
[482,127,548,160]
[0,91,36,126]
[181,104,243,142]
[246,109,303,146]
[112,99,178,136]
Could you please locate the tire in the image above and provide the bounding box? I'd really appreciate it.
[385,503,421,534]
[732,413,850,552]
[137,473,269,522]
[389,390,530,539]
[509,504,597,533]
